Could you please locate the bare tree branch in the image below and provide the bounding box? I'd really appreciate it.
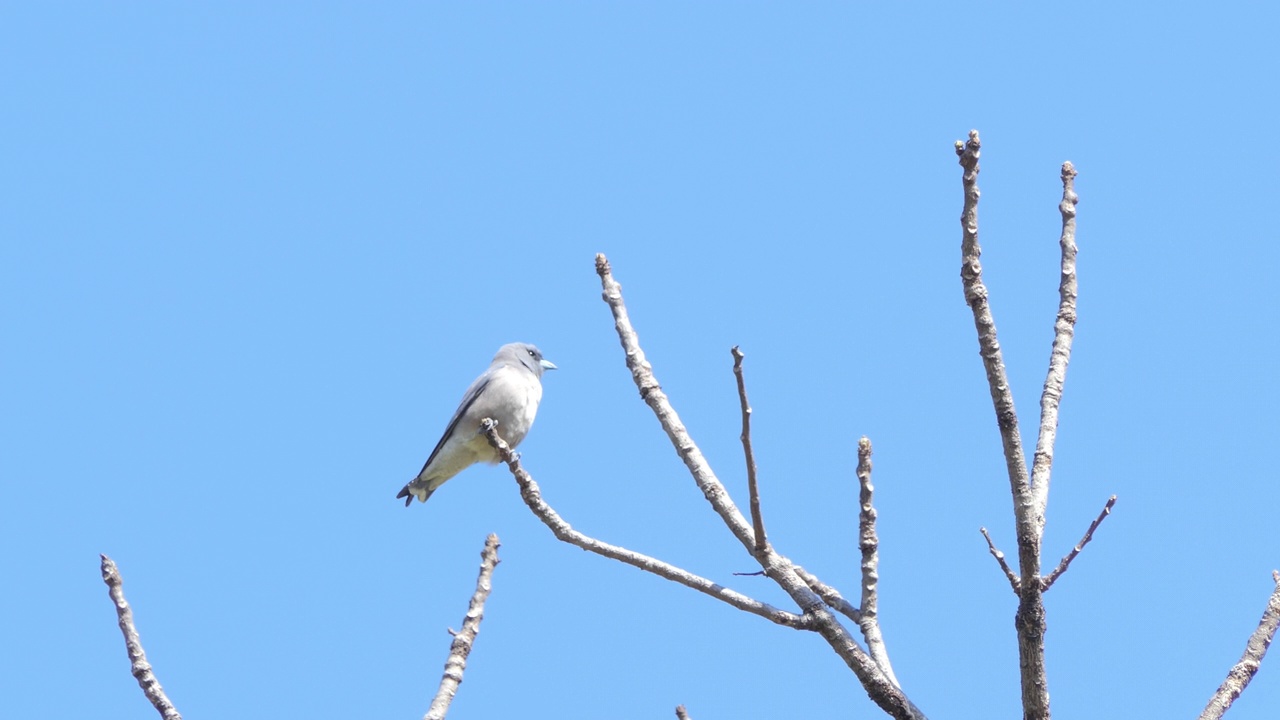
[595,254,758,556]
[955,131,1035,543]
[424,534,501,720]
[1029,161,1080,519]
[979,528,1020,594]
[856,437,900,687]
[1199,571,1280,720]
[956,130,1049,719]
[675,704,693,720]
[1042,495,1116,591]
[99,554,183,720]
[480,419,810,630]
[794,564,863,624]
[593,255,926,720]
[731,346,768,553]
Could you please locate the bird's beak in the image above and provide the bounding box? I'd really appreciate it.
[540,359,558,371]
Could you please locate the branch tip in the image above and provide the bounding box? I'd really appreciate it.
[100,554,183,720]
[424,533,502,720]
[979,527,1020,594]
[855,433,899,687]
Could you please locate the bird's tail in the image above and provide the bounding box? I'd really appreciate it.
[396,482,434,507]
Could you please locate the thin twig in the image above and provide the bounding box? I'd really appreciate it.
[480,419,810,630]
[1199,571,1280,720]
[856,437,899,687]
[424,534,501,720]
[731,346,768,553]
[1042,495,1116,591]
[1029,161,1080,519]
[956,130,1048,720]
[675,704,693,720]
[100,555,183,720]
[594,255,926,720]
[979,528,1020,594]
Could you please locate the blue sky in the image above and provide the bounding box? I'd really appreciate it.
[3,3,1277,719]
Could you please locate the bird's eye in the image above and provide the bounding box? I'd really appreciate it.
[528,349,536,357]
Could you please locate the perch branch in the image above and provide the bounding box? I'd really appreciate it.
[856,437,899,687]
[1042,495,1116,591]
[979,528,1020,594]
[594,255,926,720]
[956,130,1049,720]
[1029,161,1080,518]
[481,420,810,630]
[1198,571,1280,720]
[424,534,501,720]
[100,554,183,720]
[732,346,768,553]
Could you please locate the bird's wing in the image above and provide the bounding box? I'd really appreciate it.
[415,370,494,478]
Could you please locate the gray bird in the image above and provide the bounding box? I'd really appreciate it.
[397,342,556,506]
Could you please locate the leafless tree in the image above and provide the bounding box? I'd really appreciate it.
[479,130,1280,719]
[101,130,1279,719]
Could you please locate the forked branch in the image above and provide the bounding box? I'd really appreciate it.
[956,130,1052,719]
[592,255,923,719]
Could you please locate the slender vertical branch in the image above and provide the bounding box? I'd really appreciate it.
[856,437,899,687]
[424,534,502,720]
[99,555,183,720]
[955,131,1034,535]
[956,131,1049,720]
[1029,161,1080,520]
[1199,571,1280,720]
[731,346,768,553]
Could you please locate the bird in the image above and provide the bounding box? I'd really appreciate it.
[397,342,557,506]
